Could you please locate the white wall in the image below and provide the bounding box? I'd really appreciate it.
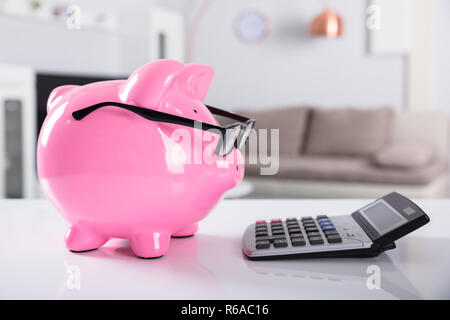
[431,0,450,113]
[0,0,158,76]
[185,0,405,110]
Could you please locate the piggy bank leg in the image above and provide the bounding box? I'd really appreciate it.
[130,230,170,259]
[171,223,198,238]
[65,225,108,252]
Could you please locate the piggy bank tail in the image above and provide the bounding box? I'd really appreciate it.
[46,85,78,113]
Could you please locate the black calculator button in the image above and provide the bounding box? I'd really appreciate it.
[309,237,324,245]
[286,218,297,222]
[301,216,313,221]
[274,239,288,248]
[288,228,302,234]
[324,230,339,235]
[327,235,342,243]
[255,226,268,232]
[255,231,268,237]
[316,215,328,219]
[289,232,303,238]
[255,240,270,249]
[307,232,321,237]
[269,235,286,241]
[255,236,269,242]
[303,222,316,227]
[304,227,319,233]
[272,229,285,235]
[291,238,306,246]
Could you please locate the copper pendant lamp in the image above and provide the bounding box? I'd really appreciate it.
[310,9,343,38]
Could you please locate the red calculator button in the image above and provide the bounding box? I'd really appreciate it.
[255,220,266,224]
[271,219,282,223]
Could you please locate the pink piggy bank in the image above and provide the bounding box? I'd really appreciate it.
[37,60,245,258]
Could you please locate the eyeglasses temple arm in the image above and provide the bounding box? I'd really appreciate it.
[205,104,251,123]
[72,102,226,134]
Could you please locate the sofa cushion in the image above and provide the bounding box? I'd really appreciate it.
[245,155,446,185]
[240,106,309,156]
[304,107,394,156]
[371,142,435,169]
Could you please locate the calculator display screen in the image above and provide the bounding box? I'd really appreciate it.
[360,200,408,235]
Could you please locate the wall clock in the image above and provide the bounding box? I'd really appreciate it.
[234,10,270,43]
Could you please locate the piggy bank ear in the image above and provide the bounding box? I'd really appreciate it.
[47,85,78,112]
[176,64,214,101]
[119,60,184,107]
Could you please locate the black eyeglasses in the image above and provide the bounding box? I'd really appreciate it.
[72,101,255,157]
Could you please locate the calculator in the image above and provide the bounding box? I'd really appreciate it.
[242,192,430,260]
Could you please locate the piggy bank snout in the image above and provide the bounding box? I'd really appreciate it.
[216,150,244,190]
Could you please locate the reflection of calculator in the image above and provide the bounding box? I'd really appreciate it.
[242,192,430,260]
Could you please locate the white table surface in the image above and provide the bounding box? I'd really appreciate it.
[0,198,449,300]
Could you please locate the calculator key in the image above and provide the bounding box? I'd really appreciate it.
[269,235,286,242]
[322,226,336,231]
[316,215,328,219]
[286,218,297,222]
[271,219,282,223]
[319,223,334,228]
[255,225,268,230]
[272,229,285,235]
[255,236,269,242]
[271,223,283,228]
[307,232,322,237]
[255,220,266,224]
[288,228,302,234]
[303,223,317,227]
[255,240,270,249]
[255,231,268,237]
[274,239,288,248]
[305,227,319,232]
[289,233,303,238]
[301,217,314,222]
[324,230,339,235]
[309,237,324,245]
[271,225,284,230]
[327,235,342,243]
[291,238,306,246]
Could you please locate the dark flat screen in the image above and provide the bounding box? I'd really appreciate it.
[360,200,407,235]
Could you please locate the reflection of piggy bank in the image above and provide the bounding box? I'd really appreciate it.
[37,60,244,258]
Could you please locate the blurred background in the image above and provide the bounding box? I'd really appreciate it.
[0,0,449,199]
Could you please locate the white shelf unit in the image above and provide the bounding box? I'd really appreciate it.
[0,64,36,198]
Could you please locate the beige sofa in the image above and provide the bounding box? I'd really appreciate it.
[240,106,449,198]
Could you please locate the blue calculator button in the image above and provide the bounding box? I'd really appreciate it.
[322,226,336,231]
